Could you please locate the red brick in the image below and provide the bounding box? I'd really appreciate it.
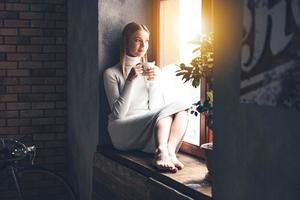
[0,52,5,60]
[0,28,17,36]
[32,85,55,93]
[0,70,5,76]
[0,3,4,11]
[19,28,43,36]
[43,45,65,53]
[0,36,3,44]
[4,37,20,45]
[19,61,42,68]
[7,69,30,76]
[0,94,17,102]
[20,77,47,84]
[0,103,5,110]
[31,20,55,28]
[32,53,55,61]
[18,94,44,102]
[44,61,64,68]
[19,12,44,20]
[0,61,17,69]
[32,117,55,125]
[7,53,31,61]
[17,45,42,52]
[6,102,31,110]
[7,118,30,126]
[21,0,45,3]
[31,37,55,44]
[7,85,31,93]
[0,45,16,52]
[3,77,18,85]
[0,119,5,126]
[19,126,39,134]
[20,125,64,134]
[20,109,43,117]
[4,19,29,27]
[30,4,55,12]
[0,127,18,134]
[0,111,18,118]
[5,36,31,44]
[45,109,65,117]
[0,11,18,19]
[31,69,55,76]
[5,3,29,11]
[32,102,54,109]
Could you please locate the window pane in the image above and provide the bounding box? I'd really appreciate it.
[160,0,202,146]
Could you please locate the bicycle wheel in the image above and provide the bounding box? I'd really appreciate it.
[16,166,76,200]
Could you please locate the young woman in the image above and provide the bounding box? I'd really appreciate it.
[103,22,190,173]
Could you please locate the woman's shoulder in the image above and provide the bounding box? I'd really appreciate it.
[104,63,122,77]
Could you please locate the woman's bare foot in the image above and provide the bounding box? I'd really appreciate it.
[153,147,178,173]
[169,152,184,170]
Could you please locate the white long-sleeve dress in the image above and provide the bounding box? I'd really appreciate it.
[103,56,191,153]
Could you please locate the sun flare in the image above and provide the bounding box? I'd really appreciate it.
[179,0,202,64]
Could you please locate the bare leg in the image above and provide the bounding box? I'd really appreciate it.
[167,110,188,170]
[153,116,177,173]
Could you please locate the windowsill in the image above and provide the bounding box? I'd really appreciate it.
[98,148,212,199]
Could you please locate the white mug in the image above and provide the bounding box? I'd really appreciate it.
[143,61,155,71]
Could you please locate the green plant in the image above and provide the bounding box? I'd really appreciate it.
[176,33,214,128]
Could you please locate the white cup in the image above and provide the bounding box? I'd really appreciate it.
[143,61,155,71]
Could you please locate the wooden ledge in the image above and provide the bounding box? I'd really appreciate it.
[97,148,212,199]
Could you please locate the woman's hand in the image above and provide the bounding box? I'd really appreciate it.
[127,63,144,81]
[145,66,159,80]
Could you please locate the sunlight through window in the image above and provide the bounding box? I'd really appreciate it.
[159,0,202,146]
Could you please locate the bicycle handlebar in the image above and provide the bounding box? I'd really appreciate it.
[0,138,36,164]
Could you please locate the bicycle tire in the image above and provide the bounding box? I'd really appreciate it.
[16,166,76,200]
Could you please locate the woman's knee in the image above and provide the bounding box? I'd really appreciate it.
[156,116,173,129]
[175,110,188,118]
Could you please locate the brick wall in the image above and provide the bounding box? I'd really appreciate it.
[0,0,67,187]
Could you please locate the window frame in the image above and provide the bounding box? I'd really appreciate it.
[152,0,213,158]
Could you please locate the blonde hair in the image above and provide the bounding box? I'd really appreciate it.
[120,22,149,78]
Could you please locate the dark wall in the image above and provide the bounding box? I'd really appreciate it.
[214,1,300,200]
[67,0,98,200]
[68,0,152,199]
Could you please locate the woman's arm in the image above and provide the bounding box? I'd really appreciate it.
[103,68,134,119]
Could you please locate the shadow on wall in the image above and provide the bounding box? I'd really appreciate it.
[98,23,123,149]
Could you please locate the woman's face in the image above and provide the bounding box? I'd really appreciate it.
[127,30,149,57]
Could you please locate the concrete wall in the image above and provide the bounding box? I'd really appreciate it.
[67,0,99,199]
[214,1,300,200]
[98,0,153,147]
[68,0,152,199]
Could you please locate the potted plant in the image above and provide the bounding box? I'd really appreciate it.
[176,32,214,182]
